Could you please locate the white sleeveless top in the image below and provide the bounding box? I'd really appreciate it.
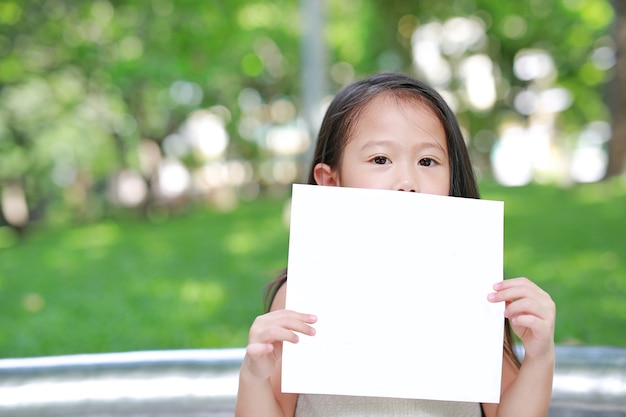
[295,394,482,417]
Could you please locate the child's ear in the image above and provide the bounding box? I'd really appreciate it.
[313,163,340,186]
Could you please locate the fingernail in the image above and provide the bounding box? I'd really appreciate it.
[487,293,496,301]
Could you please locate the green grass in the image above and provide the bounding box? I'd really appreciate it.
[0,197,291,358]
[0,179,625,358]
[481,179,626,347]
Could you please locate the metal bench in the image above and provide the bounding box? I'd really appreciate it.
[0,346,624,416]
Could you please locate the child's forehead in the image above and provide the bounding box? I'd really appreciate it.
[341,92,446,150]
[336,90,446,152]
[358,92,440,123]
[367,91,431,109]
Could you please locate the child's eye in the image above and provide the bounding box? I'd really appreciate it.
[372,156,390,165]
[419,158,436,167]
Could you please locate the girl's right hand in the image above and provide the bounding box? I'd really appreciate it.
[244,310,317,380]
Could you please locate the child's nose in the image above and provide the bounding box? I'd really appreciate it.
[394,161,420,192]
[395,163,419,192]
[396,176,419,192]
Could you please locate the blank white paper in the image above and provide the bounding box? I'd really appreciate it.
[282,184,505,403]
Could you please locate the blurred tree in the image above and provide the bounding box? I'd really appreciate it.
[0,0,619,231]
[606,0,626,178]
[0,0,302,228]
[327,0,618,181]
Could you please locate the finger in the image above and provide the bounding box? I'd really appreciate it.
[487,287,530,303]
[495,277,533,289]
[246,342,275,358]
[265,310,318,324]
[509,313,548,329]
[504,297,551,320]
[505,298,555,331]
[489,282,549,304]
[253,311,317,331]
[268,327,300,343]
[505,292,555,317]
[251,318,317,342]
[508,315,554,344]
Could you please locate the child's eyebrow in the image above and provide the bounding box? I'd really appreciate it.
[359,140,446,153]
[359,139,394,150]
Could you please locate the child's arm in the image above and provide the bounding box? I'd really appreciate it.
[483,277,556,417]
[235,284,317,417]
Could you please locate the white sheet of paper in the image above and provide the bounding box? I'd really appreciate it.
[282,184,505,404]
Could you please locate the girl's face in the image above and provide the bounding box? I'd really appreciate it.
[314,95,451,196]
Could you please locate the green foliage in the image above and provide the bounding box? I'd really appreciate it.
[0,0,618,227]
[0,0,304,223]
[0,181,625,358]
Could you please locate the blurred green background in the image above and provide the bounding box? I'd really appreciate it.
[0,1,624,358]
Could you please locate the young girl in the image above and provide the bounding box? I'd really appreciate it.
[236,73,556,417]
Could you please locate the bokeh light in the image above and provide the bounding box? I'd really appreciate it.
[181,110,229,160]
[513,49,555,81]
[1,183,28,227]
[459,54,496,111]
[156,158,191,199]
[491,125,534,186]
[108,170,148,208]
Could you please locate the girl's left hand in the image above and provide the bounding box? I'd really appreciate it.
[488,277,556,359]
